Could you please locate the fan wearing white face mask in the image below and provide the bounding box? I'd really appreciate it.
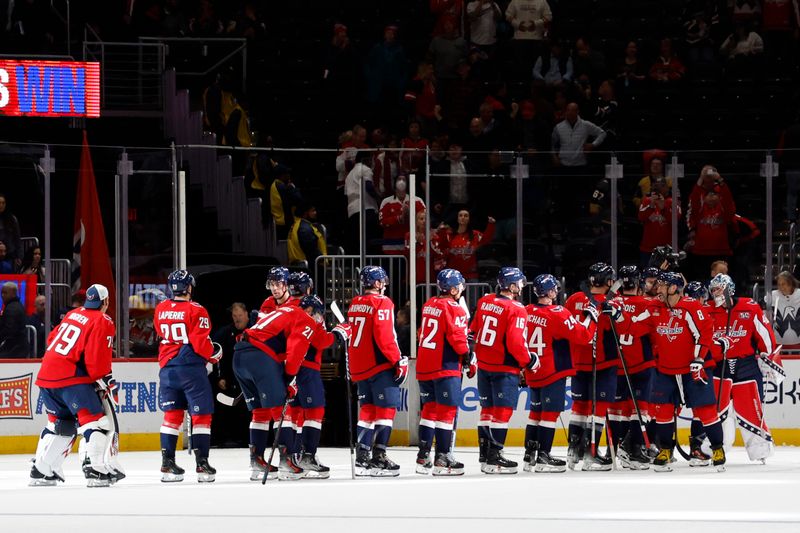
[378,175,426,255]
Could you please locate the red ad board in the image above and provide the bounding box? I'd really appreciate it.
[0,60,100,118]
[0,274,39,315]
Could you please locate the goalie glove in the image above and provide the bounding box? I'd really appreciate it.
[394,356,409,385]
[96,373,119,405]
[689,358,708,385]
[209,341,223,364]
[333,323,352,343]
[462,352,477,379]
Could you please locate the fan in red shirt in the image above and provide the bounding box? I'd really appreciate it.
[405,209,448,284]
[638,177,678,262]
[347,266,407,477]
[443,209,496,281]
[32,283,119,487]
[686,186,735,279]
[522,274,595,473]
[379,175,426,254]
[415,268,470,476]
[400,120,429,173]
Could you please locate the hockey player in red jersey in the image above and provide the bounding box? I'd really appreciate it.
[607,266,656,470]
[627,271,727,471]
[154,270,222,482]
[563,263,623,471]
[347,266,407,477]
[31,284,119,487]
[522,274,595,473]
[233,293,319,480]
[684,280,715,466]
[259,266,294,315]
[415,268,471,476]
[470,267,537,474]
[707,274,776,463]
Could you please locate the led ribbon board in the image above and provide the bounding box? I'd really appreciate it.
[0,60,100,118]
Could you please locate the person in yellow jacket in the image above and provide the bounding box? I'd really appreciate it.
[288,202,328,267]
[270,164,302,239]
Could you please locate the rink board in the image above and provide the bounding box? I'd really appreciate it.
[1,358,799,453]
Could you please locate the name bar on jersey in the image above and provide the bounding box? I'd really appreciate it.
[0,59,101,118]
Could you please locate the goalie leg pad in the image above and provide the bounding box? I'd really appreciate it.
[32,424,76,482]
[732,379,774,461]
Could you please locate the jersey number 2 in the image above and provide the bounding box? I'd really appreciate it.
[419,317,439,349]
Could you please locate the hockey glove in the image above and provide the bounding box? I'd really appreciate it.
[526,351,541,373]
[333,323,352,343]
[601,301,623,322]
[394,356,409,385]
[689,358,708,385]
[96,373,119,405]
[285,374,299,399]
[582,305,599,323]
[210,341,223,364]
[467,330,476,345]
[462,352,477,379]
[715,335,733,353]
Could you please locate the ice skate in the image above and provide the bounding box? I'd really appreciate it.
[618,440,650,470]
[84,465,112,487]
[581,451,612,472]
[482,448,518,474]
[368,450,400,477]
[298,453,330,479]
[355,448,372,477]
[278,449,304,481]
[160,456,185,483]
[534,451,567,473]
[195,457,216,483]
[415,452,432,475]
[432,453,464,476]
[249,447,277,481]
[653,448,674,472]
[522,440,539,472]
[28,464,63,487]
[712,446,726,472]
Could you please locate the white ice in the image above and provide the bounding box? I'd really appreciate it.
[1,446,800,533]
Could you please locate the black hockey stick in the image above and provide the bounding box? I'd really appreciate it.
[608,319,652,449]
[673,376,692,461]
[262,396,290,485]
[216,392,243,406]
[331,301,357,479]
[715,286,734,412]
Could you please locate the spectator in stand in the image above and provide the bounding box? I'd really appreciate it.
[0,193,22,267]
[686,165,736,228]
[379,175,426,255]
[443,60,481,131]
[505,0,552,80]
[228,2,266,40]
[404,62,441,134]
[28,294,46,358]
[323,24,362,131]
[551,102,606,168]
[685,186,735,281]
[373,134,401,199]
[0,282,29,357]
[710,260,728,278]
[719,21,764,77]
[552,89,568,123]
[467,0,502,54]
[463,116,490,155]
[514,99,552,156]
[401,120,430,174]
[638,177,679,268]
[396,304,412,358]
[479,100,510,150]
[616,41,647,91]
[431,141,474,221]
[730,212,761,283]
[780,113,800,223]
[533,39,573,88]
[649,38,686,82]
[189,0,223,36]
[405,210,448,284]
[592,80,618,149]
[682,3,718,66]
[0,242,13,274]
[56,290,85,324]
[767,271,800,347]
[442,209,496,282]
[269,164,302,240]
[633,150,672,208]
[573,37,607,84]
[287,202,328,268]
[365,25,409,123]
[19,246,44,282]
[345,152,381,255]
[428,16,468,85]
[431,0,464,37]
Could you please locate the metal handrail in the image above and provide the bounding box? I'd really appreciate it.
[777,243,785,274]
[139,36,247,87]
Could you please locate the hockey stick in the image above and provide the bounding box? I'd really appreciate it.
[262,397,290,484]
[99,392,126,482]
[331,300,356,479]
[605,413,617,470]
[673,375,692,461]
[216,392,243,406]
[715,286,734,412]
[451,295,471,458]
[608,319,652,449]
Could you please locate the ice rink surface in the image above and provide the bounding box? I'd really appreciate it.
[2,446,799,533]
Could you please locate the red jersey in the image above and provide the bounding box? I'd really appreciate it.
[36,308,115,389]
[564,291,619,371]
[614,294,657,374]
[627,297,712,375]
[707,298,776,363]
[154,299,214,368]
[416,296,470,381]
[637,196,676,253]
[244,304,315,376]
[347,293,402,381]
[405,228,447,282]
[379,195,425,254]
[259,295,299,315]
[523,304,594,388]
[303,322,335,371]
[443,222,496,280]
[689,202,733,256]
[469,294,530,374]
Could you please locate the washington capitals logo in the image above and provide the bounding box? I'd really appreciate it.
[656,316,684,342]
